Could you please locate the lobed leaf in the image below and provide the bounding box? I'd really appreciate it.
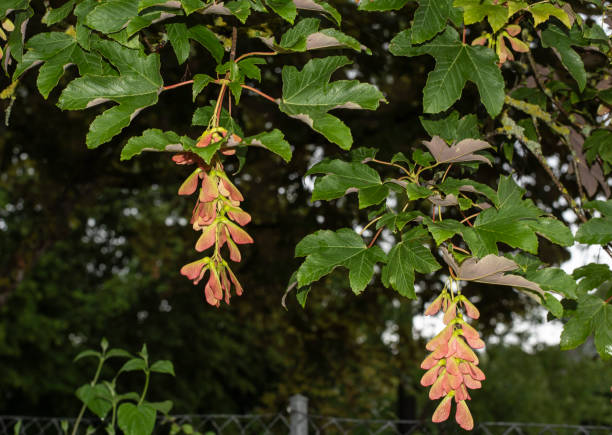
[295,228,386,293]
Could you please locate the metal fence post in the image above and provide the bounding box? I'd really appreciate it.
[289,394,308,435]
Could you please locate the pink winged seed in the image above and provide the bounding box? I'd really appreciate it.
[432,395,452,423]
[456,400,474,431]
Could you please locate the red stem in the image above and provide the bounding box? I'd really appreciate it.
[162,80,195,91]
[605,294,612,304]
[241,85,277,103]
[368,227,384,248]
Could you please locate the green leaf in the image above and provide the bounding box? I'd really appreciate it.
[148,400,173,414]
[541,25,587,91]
[405,183,433,200]
[265,0,296,22]
[278,18,365,53]
[106,348,132,359]
[527,218,573,247]
[576,217,612,245]
[390,27,505,116]
[454,0,509,33]
[279,56,384,149]
[192,74,215,102]
[376,211,422,231]
[74,350,100,361]
[15,32,113,98]
[437,177,498,206]
[295,228,387,293]
[528,3,571,28]
[42,0,75,26]
[188,25,224,63]
[358,0,409,11]
[381,227,441,298]
[584,199,612,216]
[119,358,147,373]
[420,111,480,143]
[166,23,190,65]
[181,0,204,14]
[461,176,544,256]
[296,286,310,308]
[573,263,612,293]
[117,403,156,435]
[0,0,29,18]
[85,0,138,34]
[238,58,265,81]
[121,128,177,161]
[192,104,243,136]
[225,0,251,23]
[543,293,563,318]
[525,267,577,299]
[150,360,175,375]
[76,384,112,419]
[412,0,461,44]
[583,130,612,166]
[244,129,292,162]
[424,218,464,245]
[57,39,163,148]
[307,159,384,207]
[561,294,612,359]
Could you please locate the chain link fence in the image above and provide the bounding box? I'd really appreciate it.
[1,395,610,435]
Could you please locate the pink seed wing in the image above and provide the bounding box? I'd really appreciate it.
[178,169,201,196]
[195,223,217,252]
[226,222,254,244]
[455,400,474,431]
[424,295,442,316]
[432,395,452,423]
[180,259,208,281]
[200,172,219,202]
[420,365,441,387]
[420,352,439,370]
[221,178,244,202]
[204,283,220,306]
[443,301,457,324]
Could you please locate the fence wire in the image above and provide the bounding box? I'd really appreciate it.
[0,415,610,435]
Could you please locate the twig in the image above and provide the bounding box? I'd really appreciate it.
[162,80,195,91]
[368,227,384,248]
[235,51,277,62]
[241,85,277,103]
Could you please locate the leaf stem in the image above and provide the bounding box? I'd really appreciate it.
[162,80,194,91]
[235,51,277,62]
[441,163,453,183]
[139,371,150,405]
[460,212,480,224]
[241,85,277,103]
[369,158,413,178]
[367,227,384,248]
[605,294,612,304]
[359,216,383,236]
[71,357,105,435]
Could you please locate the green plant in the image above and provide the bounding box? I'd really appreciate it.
[72,338,175,435]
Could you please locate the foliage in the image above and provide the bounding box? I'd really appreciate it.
[1,0,612,429]
[71,339,175,435]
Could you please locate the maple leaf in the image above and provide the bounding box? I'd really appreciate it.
[295,228,386,293]
[389,27,505,116]
[381,227,441,298]
[441,248,544,297]
[422,136,492,166]
[279,56,385,149]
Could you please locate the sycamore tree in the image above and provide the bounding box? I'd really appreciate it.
[1,0,611,430]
